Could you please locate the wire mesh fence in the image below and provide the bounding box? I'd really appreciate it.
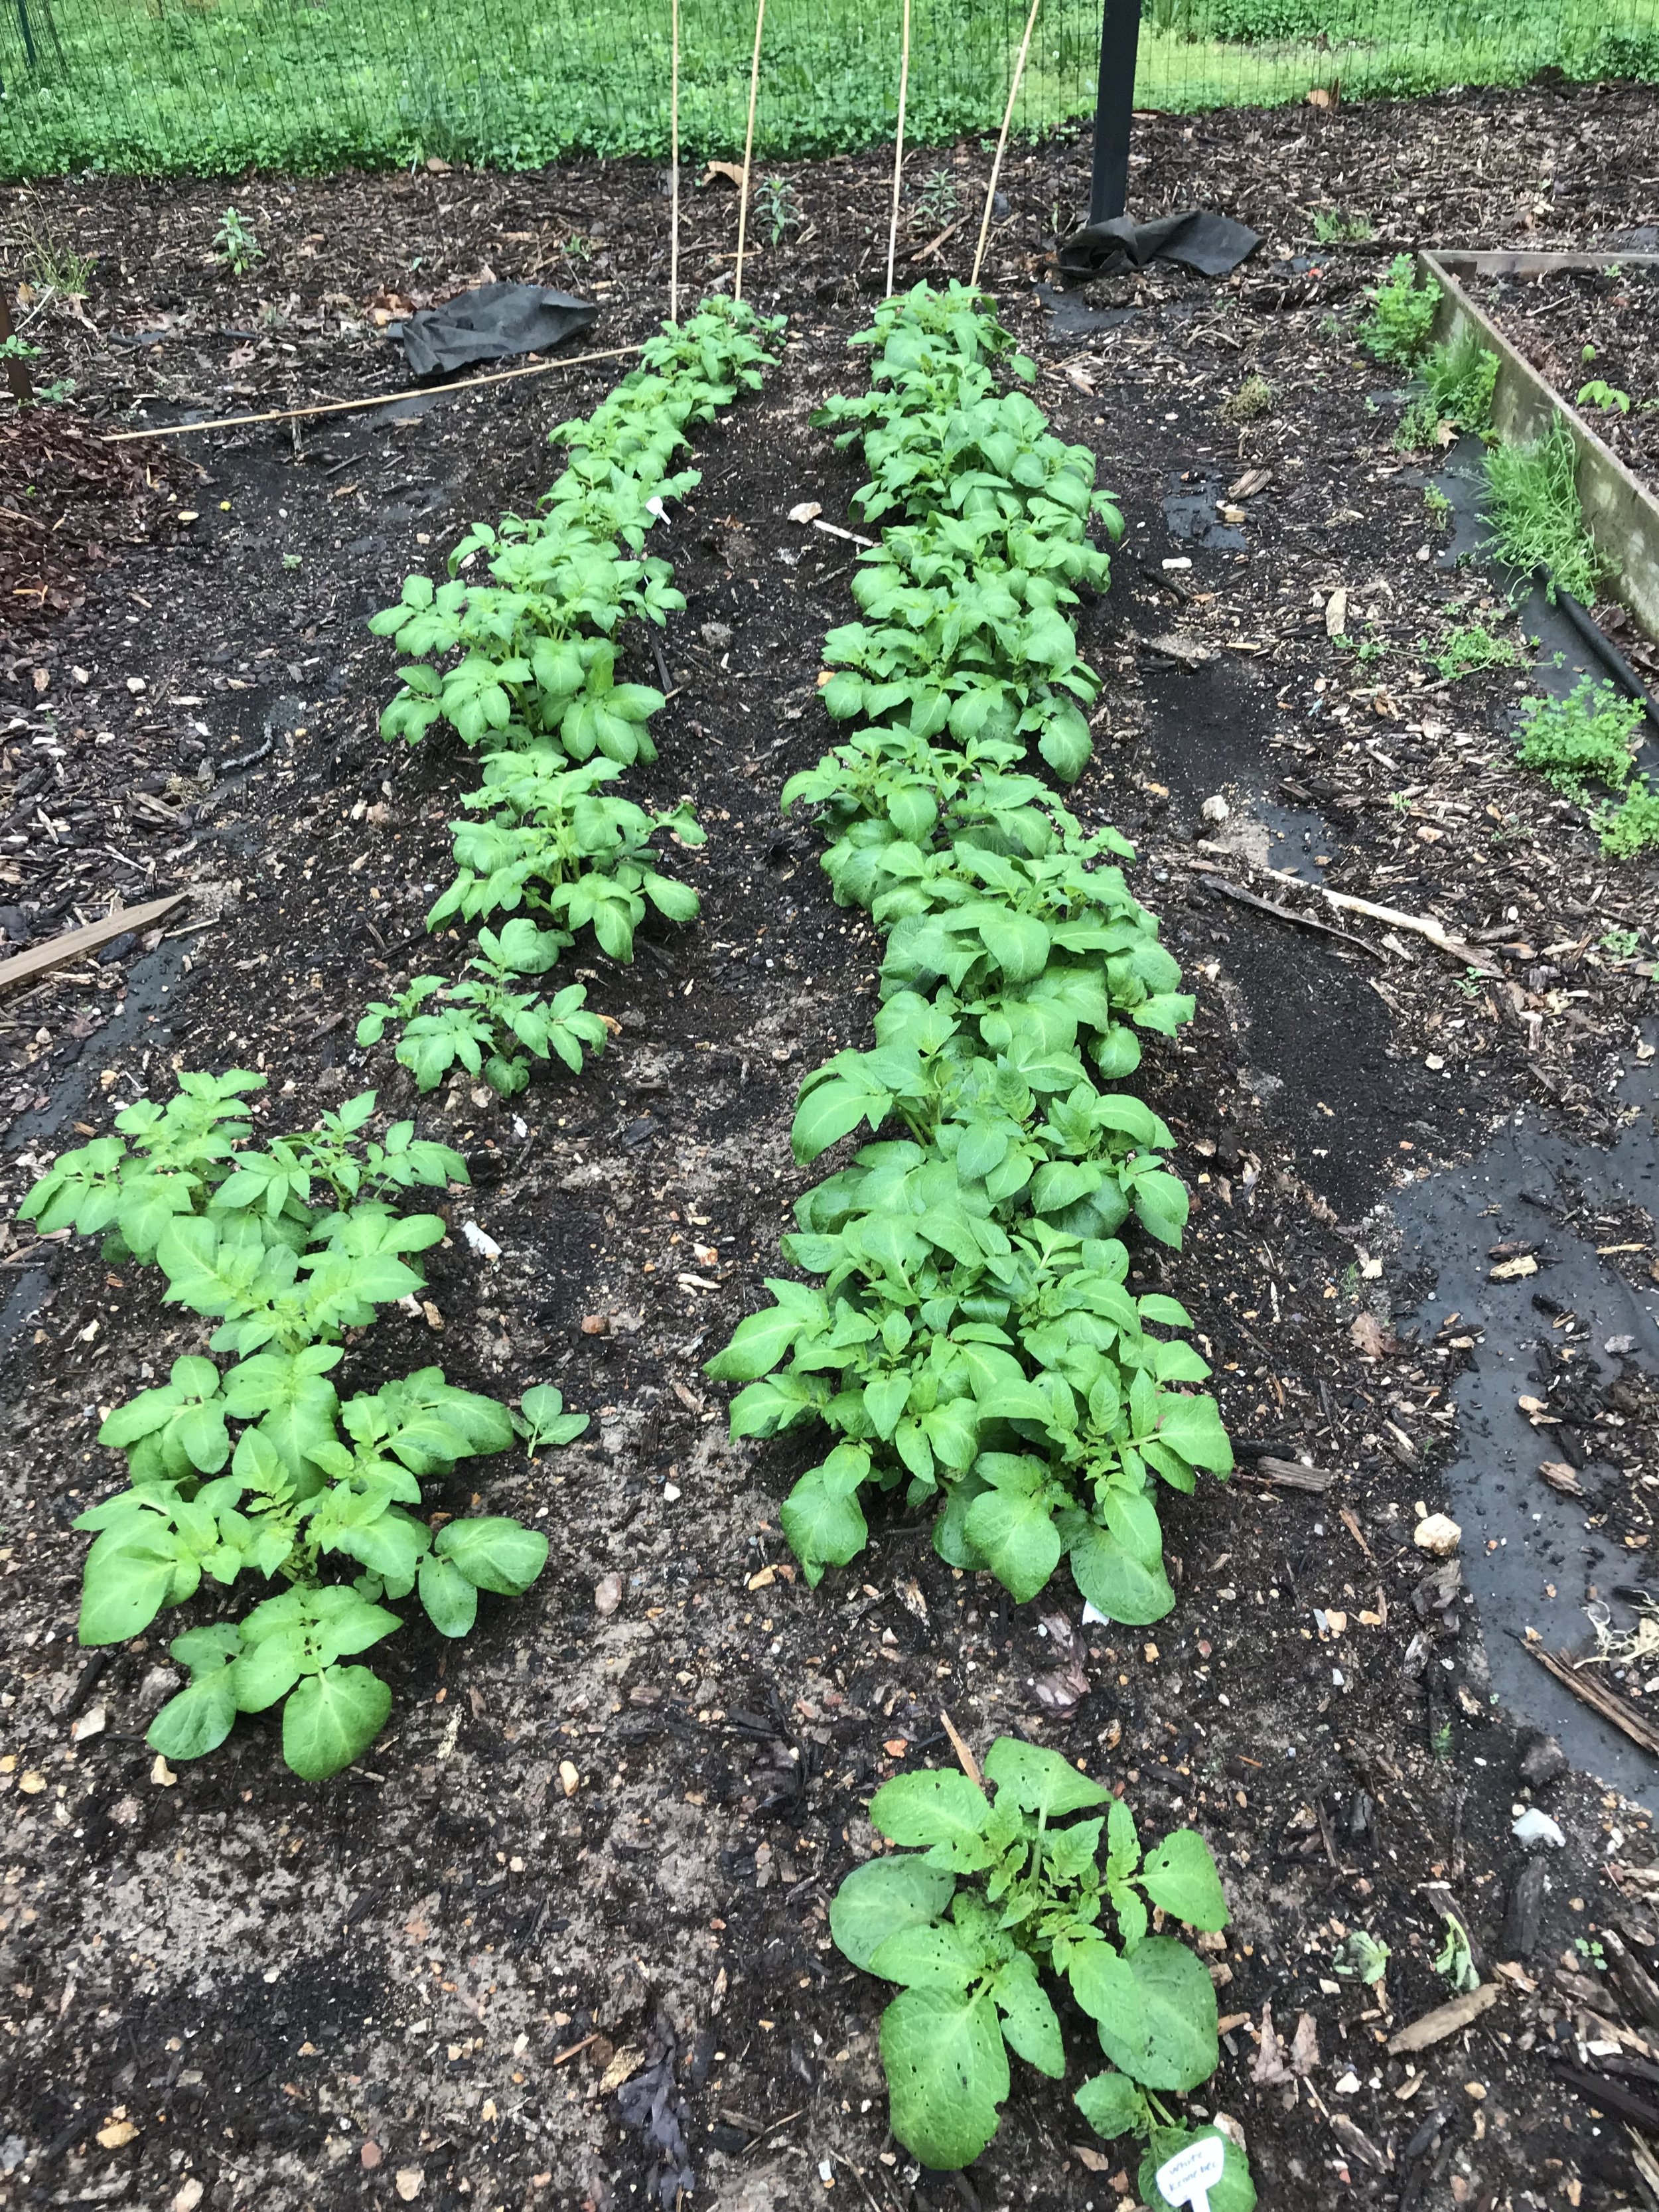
[2,0,1656,183]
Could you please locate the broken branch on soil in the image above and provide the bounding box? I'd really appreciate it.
[1529,1645,1659,1757]
[1207,877,1380,958]
[100,343,648,443]
[0,890,186,994]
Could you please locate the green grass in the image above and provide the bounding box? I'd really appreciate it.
[0,0,1655,181]
[1483,420,1609,603]
[1397,327,1498,447]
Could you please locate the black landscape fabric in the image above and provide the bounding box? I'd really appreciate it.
[1055,210,1262,280]
[390,282,599,376]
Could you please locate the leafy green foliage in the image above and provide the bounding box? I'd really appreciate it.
[1515,676,1644,798]
[1426,621,1520,682]
[1482,419,1609,604]
[830,1738,1245,2189]
[213,204,263,275]
[368,297,781,1098]
[707,284,1224,1615]
[1513,678,1659,859]
[1599,776,1659,858]
[372,301,783,761]
[20,1074,581,1779]
[1360,253,1437,368]
[1396,327,1496,448]
[357,930,609,1096]
[430,753,705,962]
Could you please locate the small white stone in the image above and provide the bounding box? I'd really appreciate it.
[1413,1512,1461,1556]
[1200,794,1230,824]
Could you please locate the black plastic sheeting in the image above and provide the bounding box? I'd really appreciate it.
[388,283,599,378]
[1055,210,1261,281]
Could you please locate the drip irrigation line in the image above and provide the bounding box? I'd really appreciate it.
[1545,573,1659,735]
[972,0,1041,287]
[733,0,768,305]
[669,0,682,325]
[98,341,647,443]
[885,0,912,299]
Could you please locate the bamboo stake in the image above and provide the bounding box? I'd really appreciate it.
[98,342,645,444]
[733,0,767,305]
[971,0,1041,288]
[885,0,912,299]
[669,0,682,324]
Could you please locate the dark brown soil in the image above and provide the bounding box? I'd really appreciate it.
[1470,265,1659,494]
[3,81,1659,2212]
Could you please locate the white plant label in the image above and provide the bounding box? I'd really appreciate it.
[1155,2134,1226,2212]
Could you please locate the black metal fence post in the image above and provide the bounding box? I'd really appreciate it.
[1087,0,1145,224]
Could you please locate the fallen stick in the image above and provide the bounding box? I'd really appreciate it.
[1241,1457,1337,1493]
[1530,1645,1659,1757]
[908,215,965,265]
[1262,867,1500,975]
[939,1707,983,1787]
[100,342,646,443]
[1208,877,1380,958]
[0,890,186,994]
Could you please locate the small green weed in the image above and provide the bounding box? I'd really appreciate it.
[1333,1931,1390,1985]
[19,211,96,295]
[1483,421,1607,602]
[1514,676,1659,855]
[1427,621,1520,682]
[1577,379,1632,416]
[758,175,803,244]
[1310,208,1373,244]
[1222,372,1273,423]
[1434,1913,1478,1992]
[214,206,263,277]
[912,168,960,228]
[1360,253,1437,368]
[1600,778,1659,859]
[1423,484,1453,528]
[1601,927,1642,957]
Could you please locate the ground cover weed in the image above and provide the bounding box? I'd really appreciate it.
[706,283,1229,1633]
[1513,677,1659,857]
[1514,677,1644,798]
[1427,620,1520,681]
[830,1735,1250,2195]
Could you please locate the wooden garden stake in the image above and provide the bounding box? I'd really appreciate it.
[669,0,682,324]
[972,0,1042,287]
[733,0,768,304]
[0,285,33,406]
[885,0,912,298]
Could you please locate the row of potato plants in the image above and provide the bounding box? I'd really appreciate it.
[15,301,783,1780]
[362,299,786,1093]
[706,282,1233,1623]
[705,282,1245,2193]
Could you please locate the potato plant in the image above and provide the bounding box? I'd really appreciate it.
[19,1076,585,1778]
[707,283,1230,1621]
[831,1737,1253,2202]
[364,300,786,1084]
